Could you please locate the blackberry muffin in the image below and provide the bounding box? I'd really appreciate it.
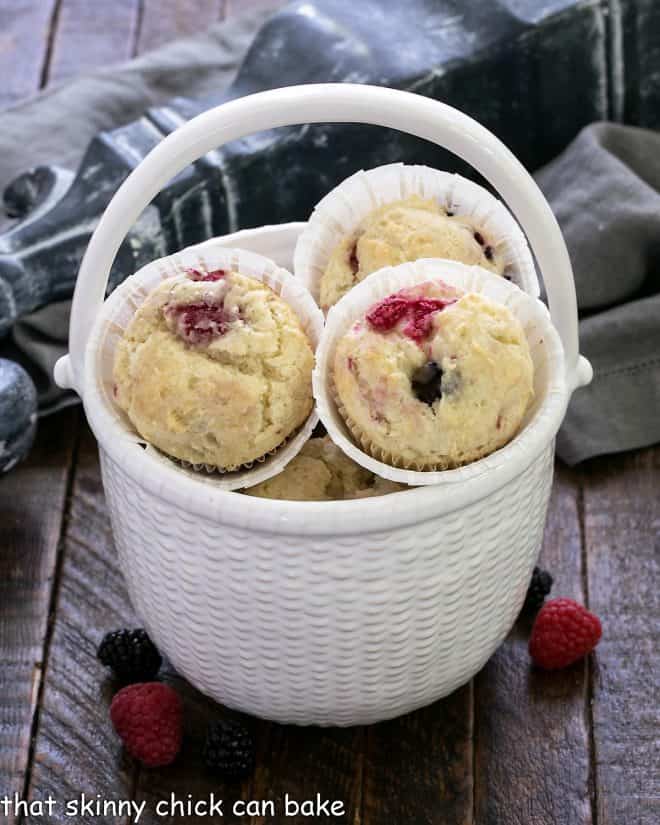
[332,279,534,471]
[113,267,315,470]
[320,195,505,310]
[245,436,404,500]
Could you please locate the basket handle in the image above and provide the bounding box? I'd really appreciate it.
[56,83,592,394]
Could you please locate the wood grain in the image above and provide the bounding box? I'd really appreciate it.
[132,680,262,825]
[584,447,660,825]
[135,712,364,824]
[0,409,77,824]
[23,425,137,825]
[247,723,364,825]
[473,465,593,825]
[137,0,226,53]
[46,0,141,84]
[363,685,473,825]
[0,0,58,108]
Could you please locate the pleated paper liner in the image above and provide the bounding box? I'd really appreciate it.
[334,398,484,474]
[162,425,301,474]
[294,162,539,308]
[95,241,324,491]
[313,257,562,487]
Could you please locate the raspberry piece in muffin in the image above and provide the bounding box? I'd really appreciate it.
[113,268,314,470]
[185,267,226,282]
[332,279,534,470]
[366,293,456,342]
[163,300,237,345]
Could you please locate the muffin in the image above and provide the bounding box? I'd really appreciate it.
[332,279,534,470]
[320,195,505,310]
[113,267,315,470]
[245,436,404,501]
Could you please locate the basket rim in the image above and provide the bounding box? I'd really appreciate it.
[83,229,568,537]
[95,433,557,536]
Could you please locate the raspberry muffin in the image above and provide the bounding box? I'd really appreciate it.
[320,195,505,310]
[245,436,404,501]
[332,280,534,470]
[113,267,315,470]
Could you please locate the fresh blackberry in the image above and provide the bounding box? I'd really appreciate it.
[522,567,553,614]
[97,628,162,683]
[204,720,255,781]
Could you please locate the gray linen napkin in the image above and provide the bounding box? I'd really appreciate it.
[1,6,658,464]
[0,7,276,209]
[537,123,660,463]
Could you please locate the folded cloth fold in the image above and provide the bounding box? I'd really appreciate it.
[536,123,660,464]
[0,7,275,203]
[556,293,660,464]
[0,4,277,417]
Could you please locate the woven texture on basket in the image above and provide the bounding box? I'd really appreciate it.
[100,443,554,726]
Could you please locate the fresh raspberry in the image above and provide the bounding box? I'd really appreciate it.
[529,598,602,669]
[110,683,183,767]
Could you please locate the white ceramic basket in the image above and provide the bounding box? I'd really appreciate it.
[55,84,592,726]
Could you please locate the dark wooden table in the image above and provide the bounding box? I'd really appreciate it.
[1,2,658,823]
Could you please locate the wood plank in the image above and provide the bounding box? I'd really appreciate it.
[2,0,138,812]
[246,723,364,825]
[473,464,593,825]
[46,0,141,84]
[136,713,363,824]
[0,0,58,109]
[0,409,77,825]
[136,0,225,53]
[583,447,660,825]
[23,425,137,825]
[362,686,473,824]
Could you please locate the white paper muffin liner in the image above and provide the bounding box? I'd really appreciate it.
[94,241,325,491]
[294,162,539,305]
[313,257,561,486]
